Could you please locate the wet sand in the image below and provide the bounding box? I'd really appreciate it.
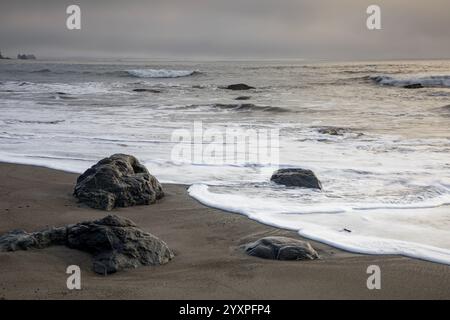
[0,162,449,299]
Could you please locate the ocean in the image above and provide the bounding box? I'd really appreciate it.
[0,59,449,264]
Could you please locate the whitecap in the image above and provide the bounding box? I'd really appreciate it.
[125,69,200,78]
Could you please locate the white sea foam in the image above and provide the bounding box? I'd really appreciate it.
[188,184,450,264]
[125,69,199,78]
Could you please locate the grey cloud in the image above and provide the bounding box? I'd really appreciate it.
[0,0,449,60]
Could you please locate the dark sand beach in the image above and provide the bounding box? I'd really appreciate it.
[0,162,449,300]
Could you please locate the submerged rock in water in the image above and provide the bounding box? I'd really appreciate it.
[132,88,161,93]
[270,168,322,189]
[317,127,348,136]
[403,83,424,89]
[244,236,319,261]
[315,126,363,137]
[212,103,287,113]
[225,83,255,90]
[74,154,164,210]
[0,215,174,275]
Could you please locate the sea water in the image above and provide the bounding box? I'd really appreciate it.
[0,59,449,264]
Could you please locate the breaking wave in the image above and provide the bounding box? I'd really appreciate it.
[370,75,450,88]
[124,69,201,78]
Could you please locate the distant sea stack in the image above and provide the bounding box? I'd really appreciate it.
[17,54,36,60]
[0,51,11,59]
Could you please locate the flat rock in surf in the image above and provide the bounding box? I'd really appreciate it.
[315,126,362,137]
[212,103,287,113]
[0,215,174,275]
[403,83,424,89]
[317,126,349,136]
[271,168,322,189]
[74,154,164,211]
[235,96,251,100]
[225,83,255,90]
[132,88,162,93]
[244,236,319,261]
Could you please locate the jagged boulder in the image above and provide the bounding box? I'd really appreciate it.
[74,154,164,210]
[244,236,319,261]
[0,215,174,275]
[271,168,322,189]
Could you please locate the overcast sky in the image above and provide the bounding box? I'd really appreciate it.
[1,0,449,60]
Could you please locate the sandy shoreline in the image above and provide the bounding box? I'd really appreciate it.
[0,162,449,299]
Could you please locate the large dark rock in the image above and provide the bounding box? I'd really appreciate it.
[244,236,319,261]
[66,215,173,274]
[0,215,174,275]
[74,154,164,210]
[225,83,255,90]
[271,168,322,189]
[235,96,251,100]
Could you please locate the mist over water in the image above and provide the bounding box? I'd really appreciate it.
[1,59,450,263]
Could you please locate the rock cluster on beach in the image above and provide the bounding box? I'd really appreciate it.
[74,154,164,210]
[244,236,319,261]
[0,215,174,275]
[271,168,322,189]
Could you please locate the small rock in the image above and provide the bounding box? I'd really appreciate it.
[225,83,255,90]
[271,168,322,189]
[403,83,423,89]
[244,236,319,261]
[235,96,251,100]
[317,127,348,136]
[132,89,161,93]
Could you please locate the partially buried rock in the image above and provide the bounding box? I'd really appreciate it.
[225,83,255,90]
[244,236,319,261]
[0,215,174,275]
[271,168,322,189]
[235,96,251,100]
[74,154,164,210]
